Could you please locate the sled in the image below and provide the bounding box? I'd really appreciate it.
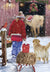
[16,63,35,72]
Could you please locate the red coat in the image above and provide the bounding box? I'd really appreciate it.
[8,20,26,41]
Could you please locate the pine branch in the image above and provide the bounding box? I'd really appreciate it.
[15,0,48,4]
[15,0,31,2]
[36,0,48,4]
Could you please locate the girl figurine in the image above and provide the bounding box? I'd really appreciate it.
[8,15,26,60]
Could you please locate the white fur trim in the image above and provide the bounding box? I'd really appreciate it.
[16,16,25,19]
[11,33,21,36]
[26,19,32,22]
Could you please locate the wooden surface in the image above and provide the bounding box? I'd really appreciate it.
[0,31,7,66]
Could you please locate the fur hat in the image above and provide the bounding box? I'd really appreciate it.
[16,16,25,19]
[19,11,23,14]
[16,11,25,19]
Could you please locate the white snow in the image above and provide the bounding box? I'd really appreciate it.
[0,43,2,48]
[1,28,7,31]
[0,36,50,72]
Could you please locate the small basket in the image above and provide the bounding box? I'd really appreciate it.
[7,38,12,48]
[7,42,12,48]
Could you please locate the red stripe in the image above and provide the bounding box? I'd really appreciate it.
[32,65,35,72]
[34,6,38,11]
[19,65,22,71]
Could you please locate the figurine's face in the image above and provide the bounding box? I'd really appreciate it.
[16,18,19,22]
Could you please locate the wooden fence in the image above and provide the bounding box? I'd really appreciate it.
[0,29,7,66]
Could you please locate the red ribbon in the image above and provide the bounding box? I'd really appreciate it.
[29,3,38,12]
[33,5,38,11]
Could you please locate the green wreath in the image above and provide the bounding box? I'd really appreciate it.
[29,3,38,12]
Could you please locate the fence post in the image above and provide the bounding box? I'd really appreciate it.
[1,28,7,66]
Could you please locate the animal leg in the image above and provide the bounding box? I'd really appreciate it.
[31,28,33,37]
[33,28,36,37]
[46,57,48,63]
[38,57,41,61]
[42,58,45,63]
[37,27,40,36]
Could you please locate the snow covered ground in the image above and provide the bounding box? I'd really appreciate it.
[0,36,50,72]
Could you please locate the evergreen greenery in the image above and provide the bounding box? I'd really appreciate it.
[15,0,48,4]
[15,0,31,2]
[36,0,48,4]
